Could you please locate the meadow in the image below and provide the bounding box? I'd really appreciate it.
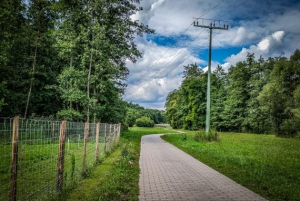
[161,131,300,201]
[4,124,298,201]
[0,118,117,201]
[61,126,173,200]
[0,139,107,200]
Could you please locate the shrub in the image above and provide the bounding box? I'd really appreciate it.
[135,116,154,127]
[194,129,219,142]
[121,123,129,131]
[126,114,136,127]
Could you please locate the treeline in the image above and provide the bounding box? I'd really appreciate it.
[125,102,166,127]
[0,0,153,123]
[165,50,300,136]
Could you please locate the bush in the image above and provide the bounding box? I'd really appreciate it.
[126,114,136,127]
[194,129,219,142]
[135,116,154,127]
[121,123,129,131]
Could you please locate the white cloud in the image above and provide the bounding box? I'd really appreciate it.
[225,30,285,66]
[124,36,202,109]
[126,0,300,109]
[232,27,247,45]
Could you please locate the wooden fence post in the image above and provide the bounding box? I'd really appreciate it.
[56,120,67,192]
[104,124,107,154]
[113,124,116,144]
[95,122,100,163]
[52,123,55,143]
[20,145,25,177]
[82,122,89,173]
[78,134,80,149]
[10,116,20,201]
[118,123,121,142]
[109,124,112,150]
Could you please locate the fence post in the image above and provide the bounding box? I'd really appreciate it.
[118,123,121,142]
[104,123,107,154]
[115,124,118,143]
[10,116,20,201]
[113,124,116,144]
[52,123,55,143]
[20,145,25,177]
[95,122,100,163]
[82,122,89,173]
[56,120,67,192]
[78,134,80,149]
[109,124,112,150]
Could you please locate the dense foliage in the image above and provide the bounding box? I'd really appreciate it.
[165,51,300,136]
[125,102,166,127]
[135,116,154,127]
[0,0,153,123]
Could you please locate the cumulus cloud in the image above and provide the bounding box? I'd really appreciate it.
[124,36,202,109]
[231,27,258,45]
[126,0,300,109]
[225,30,285,66]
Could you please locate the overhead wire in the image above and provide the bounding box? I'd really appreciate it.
[126,30,222,98]
[131,0,226,86]
[125,29,206,99]
[127,0,262,101]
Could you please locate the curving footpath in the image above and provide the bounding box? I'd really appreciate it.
[139,134,267,201]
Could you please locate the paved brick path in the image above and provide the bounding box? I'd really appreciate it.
[139,134,267,201]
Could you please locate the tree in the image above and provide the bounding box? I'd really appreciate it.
[183,63,203,79]
[221,54,252,132]
[211,65,227,130]
[259,50,300,135]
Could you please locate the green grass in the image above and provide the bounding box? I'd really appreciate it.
[0,138,108,200]
[60,126,173,200]
[161,131,300,201]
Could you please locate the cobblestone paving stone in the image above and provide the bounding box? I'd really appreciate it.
[139,134,268,201]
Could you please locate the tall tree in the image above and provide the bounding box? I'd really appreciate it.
[220,53,255,132]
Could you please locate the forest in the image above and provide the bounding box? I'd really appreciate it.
[125,102,166,126]
[165,50,300,137]
[0,0,154,124]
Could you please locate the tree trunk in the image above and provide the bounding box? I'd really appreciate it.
[86,51,93,123]
[24,42,38,118]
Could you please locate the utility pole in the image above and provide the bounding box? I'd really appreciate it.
[194,18,228,134]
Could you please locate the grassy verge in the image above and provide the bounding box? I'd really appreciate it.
[0,141,105,201]
[61,127,173,201]
[161,131,300,201]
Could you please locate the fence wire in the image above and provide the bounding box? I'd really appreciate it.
[0,117,121,201]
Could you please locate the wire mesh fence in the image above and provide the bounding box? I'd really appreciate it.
[0,116,121,201]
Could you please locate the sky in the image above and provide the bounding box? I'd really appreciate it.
[123,0,300,110]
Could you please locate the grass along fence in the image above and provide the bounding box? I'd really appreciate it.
[0,116,121,201]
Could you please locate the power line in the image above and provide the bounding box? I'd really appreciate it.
[126,30,222,100]
[126,0,253,102]
[131,0,226,86]
[219,0,250,18]
[194,19,229,134]
[126,29,205,99]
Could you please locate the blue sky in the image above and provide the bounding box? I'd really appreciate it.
[124,0,300,109]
